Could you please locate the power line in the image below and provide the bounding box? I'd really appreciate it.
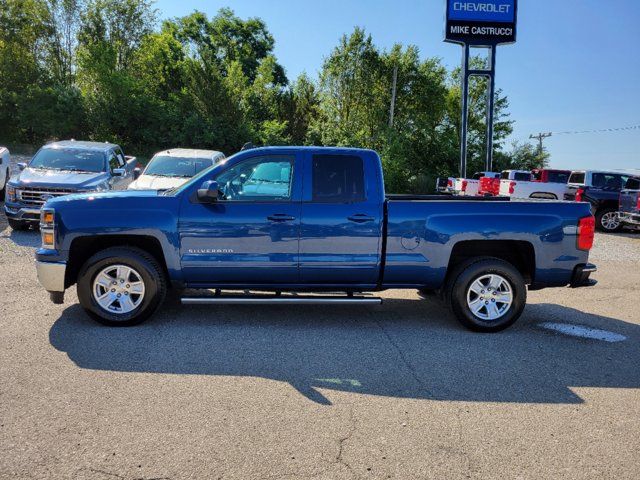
[529,132,552,155]
[552,124,640,136]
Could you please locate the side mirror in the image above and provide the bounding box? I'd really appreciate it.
[17,162,27,171]
[133,167,142,180]
[112,168,126,177]
[197,180,220,203]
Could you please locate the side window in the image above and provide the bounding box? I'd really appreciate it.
[108,152,120,172]
[215,155,294,201]
[115,148,125,165]
[312,155,365,203]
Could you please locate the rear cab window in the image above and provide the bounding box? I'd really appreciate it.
[513,172,532,181]
[312,155,365,203]
[569,172,586,185]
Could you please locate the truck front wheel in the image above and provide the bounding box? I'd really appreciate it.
[77,247,167,326]
[447,258,526,333]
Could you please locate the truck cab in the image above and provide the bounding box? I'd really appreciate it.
[4,140,137,230]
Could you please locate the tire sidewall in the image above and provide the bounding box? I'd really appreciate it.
[77,249,164,326]
[450,259,526,332]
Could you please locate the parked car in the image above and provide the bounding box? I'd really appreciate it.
[565,170,633,232]
[618,176,640,229]
[128,148,225,191]
[4,140,137,230]
[35,147,596,333]
[0,146,10,201]
[498,170,567,200]
[438,171,500,196]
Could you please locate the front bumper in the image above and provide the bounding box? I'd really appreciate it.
[570,263,597,288]
[619,212,640,226]
[36,261,66,304]
[4,204,42,223]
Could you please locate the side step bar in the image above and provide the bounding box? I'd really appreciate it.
[181,295,383,305]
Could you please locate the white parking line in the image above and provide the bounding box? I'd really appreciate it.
[538,322,627,342]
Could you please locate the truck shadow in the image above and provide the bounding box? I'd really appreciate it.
[49,299,640,406]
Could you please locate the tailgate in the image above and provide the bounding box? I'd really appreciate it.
[619,190,639,214]
[498,179,512,196]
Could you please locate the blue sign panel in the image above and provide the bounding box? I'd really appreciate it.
[445,0,518,45]
[448,0,515,23]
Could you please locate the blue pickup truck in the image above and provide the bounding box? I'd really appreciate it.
[4,140,138,230]
[34,147,597,332]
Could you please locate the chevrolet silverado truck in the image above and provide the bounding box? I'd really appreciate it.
[618,177,640,229]
[35,147,597,332]
[565,170,634,232]
[4,140,138,230]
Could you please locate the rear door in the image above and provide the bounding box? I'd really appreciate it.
[299,152,383,285]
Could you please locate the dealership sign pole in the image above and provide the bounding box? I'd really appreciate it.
[444,0,517,178]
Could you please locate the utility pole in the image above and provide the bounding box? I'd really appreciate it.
[389,65,398,127]
[529,132,552,156]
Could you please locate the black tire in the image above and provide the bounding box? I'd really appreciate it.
[77,247,167,327]
[7,218,29,231]
[595,207,622,233]
[446,257,526,333]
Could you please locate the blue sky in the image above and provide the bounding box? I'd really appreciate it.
[155,0,640,171]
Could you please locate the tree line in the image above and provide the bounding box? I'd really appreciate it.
[0,0,547,192]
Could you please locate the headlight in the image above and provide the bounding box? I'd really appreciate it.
[94,182,109,192]
[40,208,56,249]
[7,185,16,202]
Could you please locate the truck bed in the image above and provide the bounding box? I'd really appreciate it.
[386,194,509,202]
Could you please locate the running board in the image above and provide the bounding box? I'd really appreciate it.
[181,295,383,305]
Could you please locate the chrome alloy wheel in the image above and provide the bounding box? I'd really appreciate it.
[466,274,513,321]
[600,212,620,231]
[92,265,145,314]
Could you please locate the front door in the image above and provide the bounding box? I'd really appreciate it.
[179,153,302,285]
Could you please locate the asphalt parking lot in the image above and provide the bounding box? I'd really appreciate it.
[1,203,639,480]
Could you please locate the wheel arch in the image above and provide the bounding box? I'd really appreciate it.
[65,235,169,288]
[446,240,536,285]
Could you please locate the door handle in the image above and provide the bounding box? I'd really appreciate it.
[268,214,296,222]
[348,214,375,223]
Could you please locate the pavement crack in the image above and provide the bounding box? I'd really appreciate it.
[374,319,428,392]
[334,405,359,479]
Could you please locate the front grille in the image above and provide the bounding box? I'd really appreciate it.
[16,187,78,207]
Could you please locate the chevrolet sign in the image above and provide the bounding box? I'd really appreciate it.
[445,0,518,45]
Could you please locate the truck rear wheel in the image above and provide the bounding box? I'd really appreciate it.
[77,247,166,326]
[447,258,526,333]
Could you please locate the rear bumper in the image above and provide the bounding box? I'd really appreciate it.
[619,212,640,226]
[570,263,597,288]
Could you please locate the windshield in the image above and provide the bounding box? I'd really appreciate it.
[144,155,215,178]
[29,148,106,173]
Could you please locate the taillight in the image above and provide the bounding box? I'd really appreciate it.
[575,188,584,202]
[447,179,453,187]
[637,196,640,211]
[577,216,595,251]
[508,181,516,194]
[462,180,468,192]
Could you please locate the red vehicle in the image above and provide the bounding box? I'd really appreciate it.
[532,169,572,184]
